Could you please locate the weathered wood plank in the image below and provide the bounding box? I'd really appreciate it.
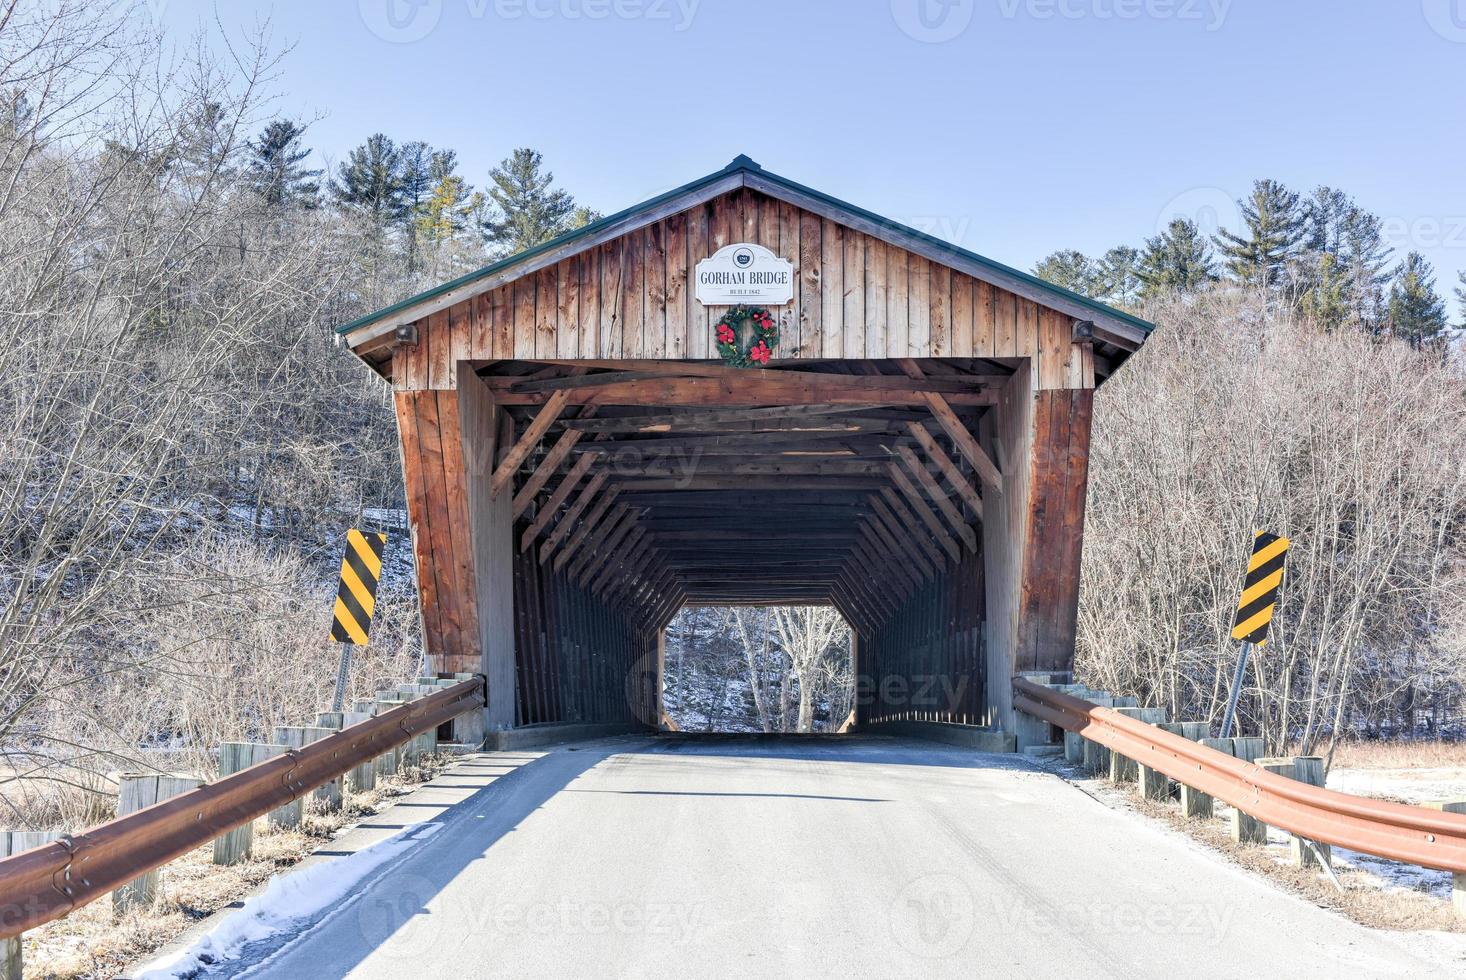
[821,217,843,357]
[535,265,558,360]
[557,255,580,359]
[623,224,645,358]
[907,254,931,356]
[951,270,973,359]
[665,211,689,360]
[426,309,453,390]
[930,262,950,357]
[777,200,801,357]
[798,209,822,357]
[843,226,864,357]
[490,282,513,360]
[513,273,536,360]
[686,204,712,359]
[973,278,995,357]
[644,220,667,358]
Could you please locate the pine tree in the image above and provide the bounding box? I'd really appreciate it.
[246,120,321,208]
[1387,252,1449,350]
[1032,249,1101,297]
[330,134,407,228]
[480,148,577,255]
[1299,252,1351,331]
[1213,179,1306,289]
[398,141,436,272]
[1299,186,1391,330]
[1138,218,1217,298]
[1097,245,1142,307]
[568,205,602,230]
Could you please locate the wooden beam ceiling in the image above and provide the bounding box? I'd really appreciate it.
[490,358,996,617]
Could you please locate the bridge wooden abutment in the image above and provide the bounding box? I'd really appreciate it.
[338,157,1153,749]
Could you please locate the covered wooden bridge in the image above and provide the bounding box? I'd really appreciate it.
[337,156,1153,747]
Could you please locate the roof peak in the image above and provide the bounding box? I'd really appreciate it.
[724,154,761,172]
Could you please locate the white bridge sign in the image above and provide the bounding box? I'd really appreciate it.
[694,243,794,306]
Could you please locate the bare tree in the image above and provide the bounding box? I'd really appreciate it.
[1078,288,1466,754]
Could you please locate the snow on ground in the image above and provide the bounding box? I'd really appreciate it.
[1319,766,1466,900]
[134,822,442,979]
[1328,766,1466,807]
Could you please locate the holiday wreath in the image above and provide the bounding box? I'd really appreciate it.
[713,306,777,367]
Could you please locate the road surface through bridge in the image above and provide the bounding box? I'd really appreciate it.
[205,736,1446,978]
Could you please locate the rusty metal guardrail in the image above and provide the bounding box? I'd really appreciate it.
[1014,677,1466,873]
[0,676,485,940]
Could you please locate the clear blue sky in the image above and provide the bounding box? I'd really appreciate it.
[162,0,1466,308]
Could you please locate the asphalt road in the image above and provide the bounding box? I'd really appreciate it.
[209,735,1456,979]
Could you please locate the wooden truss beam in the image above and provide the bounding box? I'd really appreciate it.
[539,472,611,563]
[511,408,598,518]
[895,444,978,553]
[519,452,598,552]
[905,421,984,522]
[488,389,571,497]
[896,358,1002,493]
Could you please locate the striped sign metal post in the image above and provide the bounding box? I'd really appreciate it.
[329,529,387,712]
[1220,530,1289,739]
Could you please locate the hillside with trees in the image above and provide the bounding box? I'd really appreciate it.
[1034,183,1466,753]
[0,6,602,825]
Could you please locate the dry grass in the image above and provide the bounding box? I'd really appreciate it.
[16,757,451,980]
[1307,740,1466,771]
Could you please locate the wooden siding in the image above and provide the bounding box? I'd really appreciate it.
[394,187,1092,391]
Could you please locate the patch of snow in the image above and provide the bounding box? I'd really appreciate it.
[1329,767,1466,807]
[1331,846,1452,899]
[134,822,442,979]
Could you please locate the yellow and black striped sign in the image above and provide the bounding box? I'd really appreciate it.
[1231,530,1288,646]
[331,529,387,645]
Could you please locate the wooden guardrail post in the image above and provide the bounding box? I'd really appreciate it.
[1145,721,1204,805]
[400,686,442,759]
[1132,709,1170,800]
[1289,756,1331,869]
[450,672,485,746]
[343,708,377,792]
[351,699,396,779]
[213,743,284,864]
[1230,736,1265,763]
[1425,802,1466,914]
[114,775,204,911]
[1185,737,1234,818]
[1237,757,1295,848]
[376,695,410,768]
[1109,707,1148,782]
[312,713,347,811]
[1079,694,1114,773]
[269,726,333,828]
[2,831,61,980]
[1224,740,1268,843]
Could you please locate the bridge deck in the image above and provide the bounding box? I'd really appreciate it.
[212,737,1442,978]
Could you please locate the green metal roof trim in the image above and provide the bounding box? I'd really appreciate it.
[335,155,1156,339]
